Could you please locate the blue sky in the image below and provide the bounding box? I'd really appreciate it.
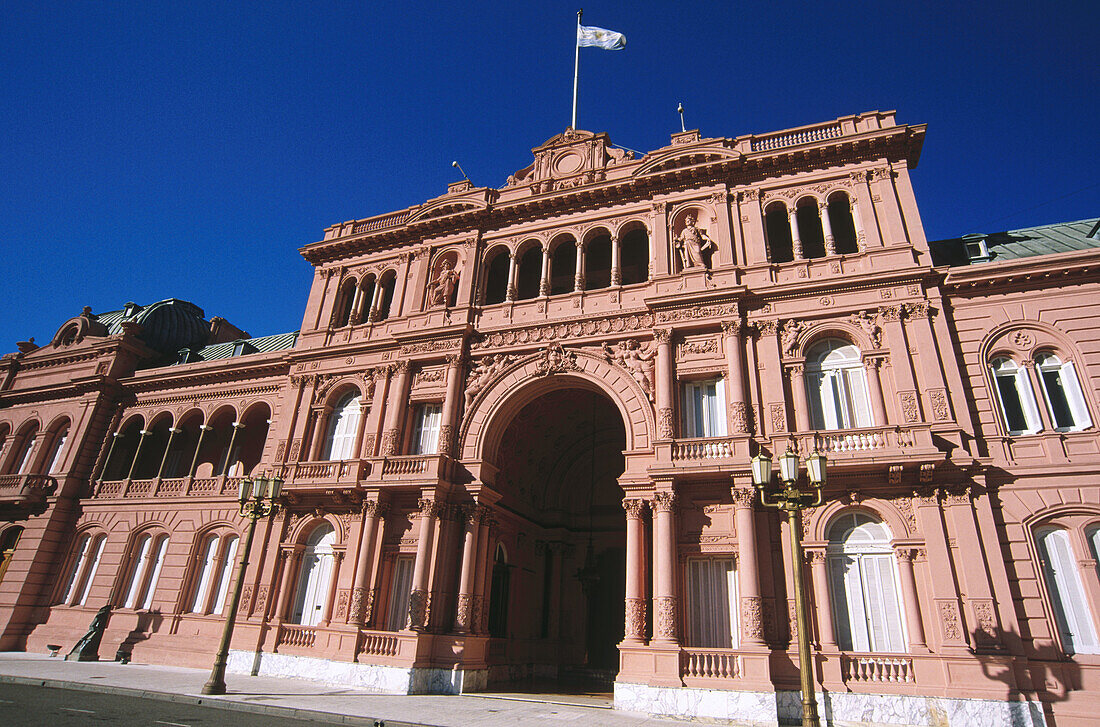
[2,1,1097,349]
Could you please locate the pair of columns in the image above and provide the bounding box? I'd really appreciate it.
[504,237,623,301]
[622,492,680,645]
[275,545,346,626]
[786,358,889,431]
[349,499,387,626]
[349,279,387,324]
[784,199,865,259]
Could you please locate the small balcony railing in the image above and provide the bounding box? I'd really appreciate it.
[275,623,317,650]
[276,459,371,489]
[368,453,451,484]
[0,473,57,516]
[840,654,914,684]
[681,648,742,680]
[92,475,239,499]
[770,423,938,462]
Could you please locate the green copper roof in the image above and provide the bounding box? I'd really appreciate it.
[92,299,211,355]
[930,217,1100,267]
[185,331,299,362]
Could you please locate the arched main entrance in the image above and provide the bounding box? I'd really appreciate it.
[486,384,628,690]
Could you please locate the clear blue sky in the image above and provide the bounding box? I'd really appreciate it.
[2,1,1097,350]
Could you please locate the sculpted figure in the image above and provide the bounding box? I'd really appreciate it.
[464,354,512,409]
[675,213,717,270]
[428,260,460,307]
[603,339,656,400]
[851,311,883,348]
[781,320,804,357]
[66,605,111,662]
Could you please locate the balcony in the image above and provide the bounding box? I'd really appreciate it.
[276,459,372,490]
[0,473,57,518]
[92,476,241,499]
[366,453,453,485]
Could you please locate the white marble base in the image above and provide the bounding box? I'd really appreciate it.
[614,683,1047,727]
[227,650,488,695]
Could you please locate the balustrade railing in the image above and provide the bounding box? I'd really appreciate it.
[671,437,735,461]
[93,475,241,499]
[751,124,842,152]
[381,455,431,476]
[125,479,156,496]
[841,654,914,684]
[277,624,317,649]
[277,459,370,488]
[0,473,57,498]
[359,632,399,657]
[681,648,742,680]
[771,423,933,460]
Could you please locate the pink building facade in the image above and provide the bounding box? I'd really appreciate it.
[1,111,1098,726]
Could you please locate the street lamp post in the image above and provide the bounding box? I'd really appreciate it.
[201,474,282,696]
[751,447,826,727]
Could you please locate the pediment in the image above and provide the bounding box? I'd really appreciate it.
[407,196,488,224]
[633,145,741,177]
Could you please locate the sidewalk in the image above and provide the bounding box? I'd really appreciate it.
[0,652,700,726]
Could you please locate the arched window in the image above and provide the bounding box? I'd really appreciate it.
[765,204,794,263]
[828,193,859,255]
[190,533,240,614]
[806,340,873,430]
[828,513,906,653]
[584,233,613,290]
[121,533,169,610]
[45,424,69,474]
[59,532,106,606]
[990,357,1042,435]
[333,278,356,328]
[619,227,650,285]
[0,527,23,585]
[291,523,337,626]
[796,201,826,259]
[515,246,542,300]
[8,423,39,475]
[1035,353,1092,432]
[321,392,361,461]
[549,239,576,295]
[685,556,738,648]
[375,272,396,321]
[357,275,376,323]
[1036,527,1100,654]
[483,248,510,305]
[488,544,510,638]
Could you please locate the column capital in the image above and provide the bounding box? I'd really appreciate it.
[895,548,918,563]
[652,491,678,513]
[731,486,755,508]
[417,497,441,519]
[721,319,744,337]
[622,497,648,519]
[653,328,672,344]
[393,359,411,374]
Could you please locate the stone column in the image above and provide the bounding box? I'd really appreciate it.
[808,551,837,648]
[733,487,766,646]
[187,425,212,478]
[788,364,811,433]
[623,498,648,643]
[349,285,364,324]
[471,513,493,634]
[505,253,518,302]
[787,207,803,260]
[610,233,622,286]
[361,366,390,458]
[455,505,485,633]
[438,354,464,456]
[865,358,889,426]
[351,500,383,624]
[539,245,551,296]
[408,497,438,630]
[367,280,384,322]
[722,320,750,434]
[819,201,836,255]
[652,491,680,645]
[278,549,300,620]
[654,329,675,439]
[322,551,344,624]
[125,429,151,481]
[895,548,928,650]
[155,427,180,479]
[574,240,586,291]
[849,196,867,251]
[222,421,244,475]
[881,306,922,424]
[380,361,411,456]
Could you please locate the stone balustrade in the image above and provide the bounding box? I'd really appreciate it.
[769,423,937,461]
[277,459,371,489]
[681,648,742,681]
[841,654,914,684]
[276,624,317,650]
[93,474,240,499]
[358,632,399,657]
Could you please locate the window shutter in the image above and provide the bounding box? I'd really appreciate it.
[713,378,729,437]
[1062,362,1092,429]
[727,561,740,648]
[823,372,843,430]
[863,554,906,652]
[1016,371,1043,434]
[807,372,827,429]
[212,536,239,614]
[1040,529,1100,653]
[124,535,153,609]
[829,555,860,651]
[76,537,106,607]
[140,536,169,610]
[846,367,874,428]
[191,536,219,612]
[387,556,415,631]
[61,535,91,604]
[47,430,68,474]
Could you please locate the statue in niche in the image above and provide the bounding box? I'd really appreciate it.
[428,259,460,308]
[675,213,717,271]
[602,339,656,401]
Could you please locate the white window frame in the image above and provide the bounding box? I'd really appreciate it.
[1036,353,1092,432]
[806,340,873,430]
[321,392,362,461]
[1037,527,1100,655]
[685,556,738,648]
[211,535,239,615]
[291,524,336,626]
[412,403,443,455]
[46,427,68,474]
[990,357,1043,435]
[680,378,728,438]
[386,555,415,631]
[122,533,168,610]
[190,534,219,613]
[827,513,907,653]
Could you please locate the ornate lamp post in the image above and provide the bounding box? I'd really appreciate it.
[751,447,826,727]
[201,474,282,695]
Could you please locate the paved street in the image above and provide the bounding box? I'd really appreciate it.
[0,682,359,726]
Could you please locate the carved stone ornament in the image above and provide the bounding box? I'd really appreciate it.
[898,391,920,423]
[939,600,964,642]
[754,319,778,337]
[731,487,755,507]
[673,212,717,271]
[427,258,460,308]
[729,401,751,434]
[655,596,678,641]
[602,339,656,401]
[657,407,675,439]
[626,597,648,639]
[653,491,678,513]
[622,498,648,518]
[408,589,428,629]
[851,310,884,348]
[929,389,950,421]
[781,320,804,357]
[656,302,737,324]
[769,403,787,432]
[741,596,764,641]
[456,593,473,630]
[533,343,579,377]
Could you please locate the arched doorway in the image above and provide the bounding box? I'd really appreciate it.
[487,385,628,691]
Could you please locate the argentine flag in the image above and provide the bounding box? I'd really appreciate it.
[577,25,626,50]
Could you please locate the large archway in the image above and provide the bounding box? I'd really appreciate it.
[487,385,628,691]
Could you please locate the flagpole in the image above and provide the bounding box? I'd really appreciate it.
[571,9,582,130]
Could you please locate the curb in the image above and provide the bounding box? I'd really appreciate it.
[0,674,431,727]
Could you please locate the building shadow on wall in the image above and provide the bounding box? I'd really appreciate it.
[973,624,1076,727]
[115,610,164,662]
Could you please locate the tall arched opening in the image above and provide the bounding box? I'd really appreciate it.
[485,384,628,692]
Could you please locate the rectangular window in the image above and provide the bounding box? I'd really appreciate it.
[685,557,738,648]
[385,555,415,631]
[412,403,442,454]
[680,379,727,438]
